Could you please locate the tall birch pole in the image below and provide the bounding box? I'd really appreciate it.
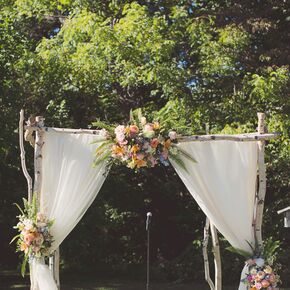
[255,113,266,251]
[203,218,215,290]
[34,116,45,205]
[32,116,45,290]
[210,222,222,290]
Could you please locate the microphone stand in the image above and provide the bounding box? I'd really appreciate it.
[146,212,152,290]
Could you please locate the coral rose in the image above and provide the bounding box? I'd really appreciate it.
[129,125,139,135]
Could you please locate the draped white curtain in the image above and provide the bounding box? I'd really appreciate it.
[171,141,258,290]
[32,131,108,290]
[30,133,258,290]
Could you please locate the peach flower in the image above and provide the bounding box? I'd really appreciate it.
[24,232,36,245]
[129,125,139,135]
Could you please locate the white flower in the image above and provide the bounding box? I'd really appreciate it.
[255,258,265,267]
[141,117,147,126]
[23,219,34,231]
[168,131,177,140]
[99,129,109,138]
[250,268,257,275]
[17,222,24,230]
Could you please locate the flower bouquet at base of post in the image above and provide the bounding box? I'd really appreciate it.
[243,257,280,290]
[92,109,196,172]
[11,195,54,277]
[227,238,281,290]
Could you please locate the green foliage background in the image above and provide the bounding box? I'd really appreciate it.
[0,0,289,286]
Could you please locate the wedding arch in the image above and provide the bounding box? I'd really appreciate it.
[17,110,278,290]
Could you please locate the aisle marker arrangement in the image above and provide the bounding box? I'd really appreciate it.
[11,196,54,277]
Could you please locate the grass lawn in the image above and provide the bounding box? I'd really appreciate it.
[1,271,289,290]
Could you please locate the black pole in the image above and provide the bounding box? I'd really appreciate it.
[146,212,152,290]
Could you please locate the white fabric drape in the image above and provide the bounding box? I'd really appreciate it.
[30,133,258,290]
[32,131,108,290]
[171,141,258,290]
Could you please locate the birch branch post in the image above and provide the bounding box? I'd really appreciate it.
[19,110,33,203]
[210,222,222,290]
[255,112,267,251]
[203,218,215,290]
[34,116,45,206]
[32,116,45,290]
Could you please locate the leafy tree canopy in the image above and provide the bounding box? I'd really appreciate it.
[0,0,289,284]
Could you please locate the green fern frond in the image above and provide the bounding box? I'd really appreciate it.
[172,144,197,164]
[21,253,29,277]
[13,203,24,215]
[226,246,252,259]
[95,140,114,155]
[94,149,111,167]
[92,120,115,134]
[169,151,188,172]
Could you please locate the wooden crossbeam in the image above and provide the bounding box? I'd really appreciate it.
[24,125,279,142]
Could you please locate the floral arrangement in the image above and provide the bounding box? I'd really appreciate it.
[242,257,280,290]
[11,196,54,276]
[93,110,195,171]
[228,238,281,290]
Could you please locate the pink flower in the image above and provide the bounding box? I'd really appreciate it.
[148,156,157,167]
[261,280,270,288]
[136,153,145,160]
[255,282,262,289]
[144,124,154,132]
[115,125,127,144]
[115,125,126,135]
[118,139,128,145]
[269,274,276,283]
